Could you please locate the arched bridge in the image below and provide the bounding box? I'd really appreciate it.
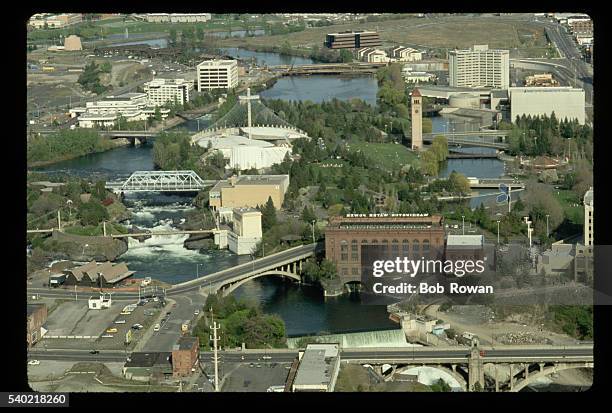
[105,170,217,192]
[420,132,509,149]
[170,243,321,296]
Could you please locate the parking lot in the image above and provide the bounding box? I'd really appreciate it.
[41,298,165,350]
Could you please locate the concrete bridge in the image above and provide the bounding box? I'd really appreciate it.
[170,243,321,296]
[269,62,387,76]
[469,178,525,189]
[420,133,509,149]
[342,345,593,392]
[105,170,217,193]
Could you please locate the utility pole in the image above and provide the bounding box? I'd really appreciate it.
[497,220,500,245]
[461,215,465,235]
[311,220,316,244]
[74,284,78,301]
[210,312,220,392]
[546,214,550,237]
[508,185,512,213]
[57,210,62,231]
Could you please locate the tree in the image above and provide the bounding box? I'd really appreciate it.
[339,49,353,63]
[154,106,162,122]
[78,200,109,226]
[431,136,449,161]
[448,171,470,194]
[301,205,316,223]
[260,196,277,231]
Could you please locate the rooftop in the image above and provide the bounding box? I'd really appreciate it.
[293,344,339,388]
[447,234,484,247]
[174,336,198,351]
[584,188,593,206]
[197,135,274,149]
[124,352,172,368]
[197,59,237,67]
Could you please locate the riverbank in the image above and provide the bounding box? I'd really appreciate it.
[28,136,131,169]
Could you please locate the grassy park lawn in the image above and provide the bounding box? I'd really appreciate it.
[349,142,418,171]
[554,189,584,225]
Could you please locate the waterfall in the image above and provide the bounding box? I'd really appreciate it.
[287,329,421,348]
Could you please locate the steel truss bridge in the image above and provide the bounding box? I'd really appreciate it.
[105,170,216,192]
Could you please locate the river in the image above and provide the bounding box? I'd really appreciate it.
[31,50,506,336]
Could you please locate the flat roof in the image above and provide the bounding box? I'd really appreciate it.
[197,59,236,67]
[447,234,484,247]
[124,352,172,368]
[509,86,584,93]
[175,336,198,350]
[293,344,339,387]
[235,175,289,185]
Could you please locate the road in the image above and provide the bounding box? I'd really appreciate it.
[28,345,593,364]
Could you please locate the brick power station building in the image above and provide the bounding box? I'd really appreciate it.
[325,214,446,282]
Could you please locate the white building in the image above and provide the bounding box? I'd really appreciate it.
[356,48,389,63]
[508,87,585,124]
[402,68,436,83]
[28,13,82,29]
[88,293,112,310]
[228,208,263,255]
[584,187,593,247]
[143,13,212,23]
[143,78,194,107]
[390,46,423,62]
[71,92,170,128]
[197,60,239,91]
[449,45,509,89]
[292,344,341,392]
[197,134,291,170]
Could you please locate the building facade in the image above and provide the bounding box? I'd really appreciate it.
[143,13,212,23]
[27,304,48,348]
[508,87,586,125]
[197,60,239,91]
[324,31,381,49]
[209,175,289,210]
[171,336,200,377]
[143,78,193,107]
[29,13,82,29]
[325,214,445,282]
[449,45,509,89]
[228,208,263,255]
[445,235,485,262]
[64,35,82,51]
[584,187,593,247]
[390,46,423,62]
[411,88,423,150]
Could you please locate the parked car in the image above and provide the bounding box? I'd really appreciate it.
[194,310,200,315]
[153,324,160,332]
[90,350,99,355]
[106,328,118,333]
[28,360,40,366]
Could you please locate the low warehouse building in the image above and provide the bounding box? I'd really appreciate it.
[27,304,48,348]
[292,344,341,392]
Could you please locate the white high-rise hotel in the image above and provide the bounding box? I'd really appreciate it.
[143,78,193,107]
[197,59,239,91]
[449,45,509,89]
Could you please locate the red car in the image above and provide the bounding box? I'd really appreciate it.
[479,350,486,357]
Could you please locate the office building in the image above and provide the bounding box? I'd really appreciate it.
[411,88,423,150]
[291,344,341,392]
[508,87,585,124]
[197,59,239,91]
[449,45,510,89]
[325,214,445,282]
[29,13,82,29]
[209,174,289,210]
[324,31,381,49]
[403,69,436,83]
[144,78,193,107]
[70,92,171,128]
[567,16,592,34]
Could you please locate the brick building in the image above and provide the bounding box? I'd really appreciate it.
[325,214,446,282]
[171,336,200,377]
[27,304,48,348]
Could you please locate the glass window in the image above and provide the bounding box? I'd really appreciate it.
[402,239,410,255]
[340,240,348,262]
[391,239,399,255]
[351,240,359,261]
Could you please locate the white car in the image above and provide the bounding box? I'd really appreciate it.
[153,324,160,332]
[194,310,200,315]
[28,360,40,366]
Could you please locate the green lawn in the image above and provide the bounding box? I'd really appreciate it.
[554,189,584,225]
[348,142,418,171]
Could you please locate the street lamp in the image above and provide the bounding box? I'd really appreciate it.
[311,220,316,244]
[82,243,89,257]
[496,220,500,245]
[461,215,465,235]
[546,214,550,237]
